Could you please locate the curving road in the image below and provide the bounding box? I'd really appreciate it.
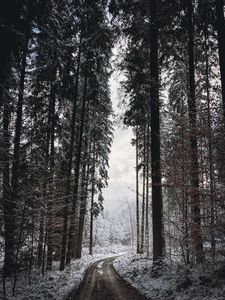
[69,257,148,300]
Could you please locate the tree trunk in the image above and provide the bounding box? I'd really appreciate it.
[37,209,44,268]
[75,141,89,258]
[42,220,47,277]
[215,0,225,123]
[135,127,140,254]
[66,75,88,264]
[10,29,29,261]
[0,0,23,109]
[12,201,26,296]
[181,97,190,265]
[28,210,34,285]
[145,121,150,256]
[47,74,56,270]
[204,27,215,258]
[140,125,146,254]
[3,95,13,278]
[187,0,204,263]
[38,71,55,271]
[60,41,82,270]
[150,0,164,262]
[0,48,10,110]
[89,144,96,256]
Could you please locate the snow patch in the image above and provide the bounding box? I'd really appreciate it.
[0,246,130,300]
[114,254,225,300]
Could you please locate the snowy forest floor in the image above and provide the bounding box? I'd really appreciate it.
[2,247,225,300]
[0,245,128,300]
[114,254,225,300]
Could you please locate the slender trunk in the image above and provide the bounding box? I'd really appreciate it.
[47,75,56,270]
[187,0,204,263]
[150,0,164,261]
[181,98,190,265]
[29,122,34,282]
[11,39,28,200]
[0,49,10,110]
[204,29,215,258]
[66,75,88,264]
[37,209,44,268]
[42,220,47,277]
[136,127,140,254]
[89,144,96,256]
[46,199,53,271]
[38,74,54,270]
[75,142,89,259]
[6,41,28,277]
[127,201,134,251]
[75,67,90,260]
[215,0,225,124]
[38,75,53,270]
[12,201,26,296]
[145,121,150,257]
[28,210,34,285]
[0,0,25,110]
[140,125,146,253]
[60,42,82,270]
[3,96,13,279]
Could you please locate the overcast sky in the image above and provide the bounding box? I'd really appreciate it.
[103,67,136,210]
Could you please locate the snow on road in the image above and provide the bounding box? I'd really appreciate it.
[71,257,147,300]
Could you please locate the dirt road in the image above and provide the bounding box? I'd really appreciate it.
[69,257,147,300]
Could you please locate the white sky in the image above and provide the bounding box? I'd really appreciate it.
[103,65,136,210]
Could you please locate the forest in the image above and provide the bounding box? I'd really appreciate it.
[1,0,225,299]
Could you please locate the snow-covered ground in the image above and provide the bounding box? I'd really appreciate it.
[114,254,225,300]
[0,245,129,300]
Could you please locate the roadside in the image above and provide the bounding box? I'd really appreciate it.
[114,254,225,300]
[0,246,129,300]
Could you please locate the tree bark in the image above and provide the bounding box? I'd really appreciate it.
[140,125,146,254]
[215,0,225,124]
[4,39,28,278]
[135,127,140,254]
[145,121,150,256]
[181,97,190,265]
[10,16,29,204]
[187,0,204,263]
[60,40,82,270]
[39,70,55,271]
[12,200,26,295]
[66,75,88,264]
[150,0,164,262]
[37,208,44,268]
[204,27,215,258]
[0,48,10,110]
[3,95,13,278]
[75,141,89,259]
[47,73,56,270]
[89,144,96,256]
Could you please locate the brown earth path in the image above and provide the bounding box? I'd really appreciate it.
[68,257,148,300]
